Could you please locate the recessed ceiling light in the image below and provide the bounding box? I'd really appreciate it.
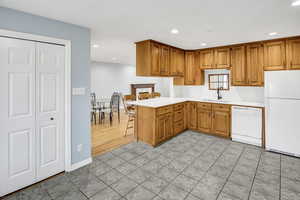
[269,32,278,36]
[292,0,300,6]
[170,28,179,34]
[201,43,207,46]
[92,44,99,48]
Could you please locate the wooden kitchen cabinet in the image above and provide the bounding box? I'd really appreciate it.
[197,106,212,133]
[214,47,231,69]
[189,102,198,129]
[231,45,247,86]
[246,43,264,86]
[170,48,185,76]
[136,40,170,76]
[150,42,161,75]
[195,103,231,138]
[199,49,214,69]
[160,45,170,75]
[211,104,231,138]
[156,114,166,144]
[184,51,204,85]
[286,38,300,69]
[263,40,286,71]
[185,51,196,84]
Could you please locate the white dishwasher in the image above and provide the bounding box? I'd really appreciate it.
[232,106,262,147]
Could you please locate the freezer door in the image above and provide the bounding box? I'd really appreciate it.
[265,71,300,99]
[266,98,300,156]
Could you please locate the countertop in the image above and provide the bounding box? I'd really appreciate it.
[127,97,264,108]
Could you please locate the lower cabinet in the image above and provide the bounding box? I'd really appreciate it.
[212,110,231,137]
[136,101,231,147]
[197,108,212,133]
[195,103,231,138]
[189,102,198,129]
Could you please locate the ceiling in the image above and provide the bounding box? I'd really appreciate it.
[1,0,300,65]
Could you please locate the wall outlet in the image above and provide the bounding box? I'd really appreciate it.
[77,144,83,152]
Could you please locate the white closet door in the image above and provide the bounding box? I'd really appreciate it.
[0,37,36,196]
[36,43,65,181]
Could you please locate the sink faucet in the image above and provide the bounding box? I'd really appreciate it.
[217,87,222,100]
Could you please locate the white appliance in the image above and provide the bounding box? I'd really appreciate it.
[0,37,65,196]
[265,71,300,157]
[232,106,262,146]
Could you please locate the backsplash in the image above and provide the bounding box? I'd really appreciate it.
[173,69,264,102]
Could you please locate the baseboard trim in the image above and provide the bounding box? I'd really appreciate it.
[68,157,92,172]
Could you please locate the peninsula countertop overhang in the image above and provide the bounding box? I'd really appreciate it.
[127,97,265,108]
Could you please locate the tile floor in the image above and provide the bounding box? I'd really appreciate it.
[3,131,300,200]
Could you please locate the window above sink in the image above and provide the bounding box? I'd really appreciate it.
[208,74,229,90]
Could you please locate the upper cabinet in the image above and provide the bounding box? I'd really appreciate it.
[286,38,300,70]
[150,42,160,75]
[246,43,264,86]
[199,47,230,69]
[231,45,247,86]
[185,51,204,85]
[170,48,185,76]
[136,40,170,76]
[231,44,264,86]
[160,45,170,76]
[136,36,300,86]
[214,47,231,69]
[263,40,286,71]
[199,49,214,69]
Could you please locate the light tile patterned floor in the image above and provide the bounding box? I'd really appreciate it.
[4,131,300,200]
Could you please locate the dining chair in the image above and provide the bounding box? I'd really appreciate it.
[122,95,135,136]
[101,92,121,125]
[151,92,161,98]
[138,92,150,100]
[90,93,98,124]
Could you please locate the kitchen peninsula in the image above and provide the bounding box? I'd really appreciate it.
[129,97,264,147]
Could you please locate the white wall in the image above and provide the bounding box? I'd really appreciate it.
[91,61,172,98]
[174,69,264,102]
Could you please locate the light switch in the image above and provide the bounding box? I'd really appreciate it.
[72,87,86,95]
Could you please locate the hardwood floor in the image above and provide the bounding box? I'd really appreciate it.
[91,110,136,156]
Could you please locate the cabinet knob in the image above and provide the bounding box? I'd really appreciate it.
[50,117,54,120]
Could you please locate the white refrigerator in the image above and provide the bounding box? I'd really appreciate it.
[265,70,300,157]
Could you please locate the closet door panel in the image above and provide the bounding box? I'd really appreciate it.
[36,43,65,181]
[0,37,36,196]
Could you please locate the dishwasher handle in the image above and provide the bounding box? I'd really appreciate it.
[232,106,259,111]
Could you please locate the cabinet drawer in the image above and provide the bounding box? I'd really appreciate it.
[174,103,184,111]
[197,103,212,110]
[212,104,231,111]
[174,121,184,135]
[157,106,173,115]
[173,109,184,122]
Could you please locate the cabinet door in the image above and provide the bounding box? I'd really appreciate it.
[212,111,230,137]
[214,48,231,69]
[160,45,170,75]
[170,48,178,76]
[263,40,286,70]
[246,43,264,86]
[184,52,195,85]
[231,46,247,86]
[197,108,212,133]
[177,50,185,76]
[189,102,197,129]
[165,113,173,139]
[200,49,214,69]
[287,38,300,70]
[156,115,166,144]
[151,42,160,76]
